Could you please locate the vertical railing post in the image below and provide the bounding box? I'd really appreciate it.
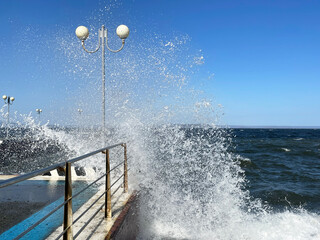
[63,162,73,240]
[123,143,128,193]
[105,149,112,220]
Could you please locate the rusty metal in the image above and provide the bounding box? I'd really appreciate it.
[63,162,73,240]
[105,149,112,220]
[123,143,128,193]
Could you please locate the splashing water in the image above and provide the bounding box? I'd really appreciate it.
[2,1,320,239]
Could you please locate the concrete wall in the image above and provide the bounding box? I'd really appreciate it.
[107,192,139,240]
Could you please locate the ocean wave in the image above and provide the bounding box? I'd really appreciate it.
[302,150,319,157]
[147,210,320,240]
[236,156,255,168]
[294,138,304,141]
[281,148,291,152]
[239,156,251,162]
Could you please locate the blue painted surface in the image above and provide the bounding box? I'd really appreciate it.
[0,182,98,240]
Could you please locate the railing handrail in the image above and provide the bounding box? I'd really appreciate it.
[0,142,124,189]
[1,142,129,239]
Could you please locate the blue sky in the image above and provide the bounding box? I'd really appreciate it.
[0,0,319,127]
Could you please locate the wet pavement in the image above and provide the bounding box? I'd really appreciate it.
[0,180,64,233]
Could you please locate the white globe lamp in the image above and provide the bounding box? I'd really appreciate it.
[75,26,89,41]
[116,25,130,39]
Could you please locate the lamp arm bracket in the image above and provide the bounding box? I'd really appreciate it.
[106,39,125,53]
[81,36,101,53]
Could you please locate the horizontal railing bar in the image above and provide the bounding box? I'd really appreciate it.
[67,160,125,201]
[0,143,124,189]
[60,162,125,202]
[55,224,70,240]
[73,160,124,197]
[59,160,125,203]
[72,174,126,238]
[1,142,128,240]
[56,172,125,240]
[72,172,125,226]
[16,171,126,239]
[72,174,106,199]
[109,160,125,173]
[67,143,124,165]
[72,191,106,226]
[0,162,65,189]
[109,173,124,190]
[58,173,126,238]
[13,198,69,240]
[111,184,122,197]
[73,202,105,239]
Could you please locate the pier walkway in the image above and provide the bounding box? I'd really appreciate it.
[0,143,137,239]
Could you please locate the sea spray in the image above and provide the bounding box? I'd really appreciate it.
[1,1,320,239]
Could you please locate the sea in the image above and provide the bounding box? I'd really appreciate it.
[232,128,320,213]
[1,2,319,238]
[1,126,320,239]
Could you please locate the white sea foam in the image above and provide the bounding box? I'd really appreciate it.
[294,138,304,141]
[281,148,291,152]
[4,1,320,238]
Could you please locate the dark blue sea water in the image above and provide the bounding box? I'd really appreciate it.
[1,127,320,238]
[1,127,319,214]
[231,128,320,213]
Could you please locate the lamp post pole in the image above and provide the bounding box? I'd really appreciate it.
[2,95,15,138]
[36,109,42,122]
[101,25,106,137]
[75,24,129,143]
[77,108,83,132]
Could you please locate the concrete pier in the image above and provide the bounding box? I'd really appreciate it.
[0,143,134,239]
[0,178,64,234]
[0,176,138,239]
[47,189,138,239]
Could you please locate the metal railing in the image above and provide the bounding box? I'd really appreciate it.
[0,142,129,240]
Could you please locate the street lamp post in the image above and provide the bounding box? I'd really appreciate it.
[2,95,15,138]
[75,24,129,141]
[78,108,83,133]
[36,108,42,122]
